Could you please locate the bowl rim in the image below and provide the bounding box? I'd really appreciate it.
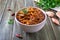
[15,7,47,26]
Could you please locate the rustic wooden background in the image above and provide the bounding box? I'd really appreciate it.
[0,0,60,40]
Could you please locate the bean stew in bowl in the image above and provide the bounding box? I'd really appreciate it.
[15,7,47,32]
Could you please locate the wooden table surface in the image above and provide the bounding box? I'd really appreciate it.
[0,0,60,40]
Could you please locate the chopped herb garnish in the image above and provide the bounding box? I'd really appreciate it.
[22,8,28,14]
[8,19,14,24]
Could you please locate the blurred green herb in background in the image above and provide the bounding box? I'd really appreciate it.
[35,0,60,10]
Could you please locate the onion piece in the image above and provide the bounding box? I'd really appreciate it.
[19,14,24,16]
[56,11,60,18]
[51,18,60,25]
[16,34,23,39]
[46,11,54,17]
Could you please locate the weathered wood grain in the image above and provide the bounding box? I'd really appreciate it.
[0,0,15,40]
[0,0,9,23]
[0,0,60,40]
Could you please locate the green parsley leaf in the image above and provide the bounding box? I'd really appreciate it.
[22,8,28,14]
[8,19,14,24]
[35,0,60,10]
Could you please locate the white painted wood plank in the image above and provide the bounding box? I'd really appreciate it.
[0,0,15,40]
[0,0,9,23]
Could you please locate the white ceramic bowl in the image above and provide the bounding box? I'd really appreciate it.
[15,7,47,33]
